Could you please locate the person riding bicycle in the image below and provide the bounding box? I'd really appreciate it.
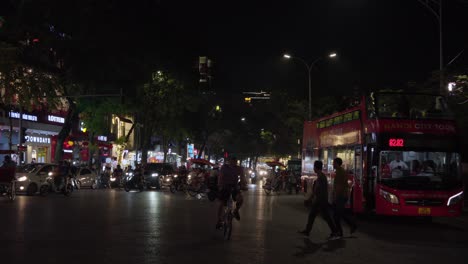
[216,156,247,229]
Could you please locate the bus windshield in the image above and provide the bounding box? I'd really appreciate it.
[379,151,462,190]
[375,93,453,119]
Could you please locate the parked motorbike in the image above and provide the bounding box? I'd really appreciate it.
[39,174,74,196]
[263,176,282,195]
[169,175,188,193]
[124,171,145,192]
[99,172,111,189]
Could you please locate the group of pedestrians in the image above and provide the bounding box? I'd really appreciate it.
[298,157,358,240]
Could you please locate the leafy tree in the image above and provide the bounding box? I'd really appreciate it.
[138,71,192,164]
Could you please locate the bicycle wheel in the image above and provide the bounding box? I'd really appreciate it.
[223,212,233,240]
[7,181,15,201]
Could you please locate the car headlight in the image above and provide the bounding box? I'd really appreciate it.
[447,191,463,206]
[379,189,399,204]
[152,173,158,177]
[17,176,28,182]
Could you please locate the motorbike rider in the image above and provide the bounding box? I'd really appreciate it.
[287,170,299,194]
[133,163,145,185]
[113,164,124,187]
[2,155,16,168]
[216,156,247,229]
[54,160,70,191]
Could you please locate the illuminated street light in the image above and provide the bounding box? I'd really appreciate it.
[283,52,338,120]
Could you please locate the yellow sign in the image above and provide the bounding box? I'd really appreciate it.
[418,207,431,215]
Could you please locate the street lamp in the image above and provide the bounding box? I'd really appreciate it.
[283,52,337,120]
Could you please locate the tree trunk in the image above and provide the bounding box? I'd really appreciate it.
[162,136,167,163]
[7,108,13,151]
[54,97,77,162]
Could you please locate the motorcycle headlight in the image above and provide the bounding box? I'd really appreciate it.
[17,176,28,182]
[166,178,171,182]
[173,174,178,178]
[110,177,116,182]
[152,173,158,177]
[188,175,191,179]
[379,189,399,204]
[447,191,463,206]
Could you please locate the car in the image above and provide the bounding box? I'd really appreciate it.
[143,163,176,189]
[75,167,98,189]
[15,163,58,195]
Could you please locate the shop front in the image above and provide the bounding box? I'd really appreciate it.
[25,134,51,163]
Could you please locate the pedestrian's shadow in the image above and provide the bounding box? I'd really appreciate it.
[322,238,347,252]
[293,238,324,258]
[294,236,349,257]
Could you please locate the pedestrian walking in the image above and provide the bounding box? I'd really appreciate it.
[298,160,340,240]
[332,157,357,237]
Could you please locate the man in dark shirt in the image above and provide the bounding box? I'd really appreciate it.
[332,158,357,237]
[216,156,247,229]
[298,160,340,240]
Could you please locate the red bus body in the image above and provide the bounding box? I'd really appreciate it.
[301,92,464,217]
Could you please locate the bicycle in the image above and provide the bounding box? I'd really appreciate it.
[221,191,235,240]
[0,167,16,201]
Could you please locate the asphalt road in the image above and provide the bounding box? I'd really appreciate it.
[1,185,467,264]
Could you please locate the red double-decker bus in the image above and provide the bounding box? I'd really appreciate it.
[301,92,464,217]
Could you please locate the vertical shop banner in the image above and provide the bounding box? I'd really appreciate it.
[187,143,194,158]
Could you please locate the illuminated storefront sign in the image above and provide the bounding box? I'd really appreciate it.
[48,115,65,124]
[25,135,51,144]
[9,111,38,122]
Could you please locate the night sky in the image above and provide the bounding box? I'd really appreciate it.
[155,0,468,96]
[2,0,468,97]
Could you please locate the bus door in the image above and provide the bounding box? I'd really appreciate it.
[353,146,364,213]
[364,145,378,210]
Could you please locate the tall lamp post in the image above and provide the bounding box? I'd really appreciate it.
[283,53,337,120]
[416,0,444,94]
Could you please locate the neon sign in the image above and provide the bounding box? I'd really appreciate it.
[389,138,404,147]
[48,115,65,124]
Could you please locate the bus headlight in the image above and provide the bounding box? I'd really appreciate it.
[379,189,399,204]
[447,191,463,206]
